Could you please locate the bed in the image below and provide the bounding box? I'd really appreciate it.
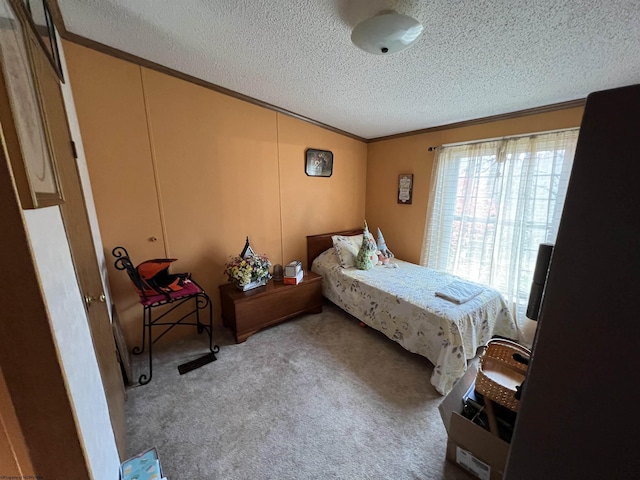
[307,229,518,395]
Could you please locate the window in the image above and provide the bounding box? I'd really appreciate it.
[423,129,579,324]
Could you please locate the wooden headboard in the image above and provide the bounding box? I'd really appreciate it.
[306,228,363,269]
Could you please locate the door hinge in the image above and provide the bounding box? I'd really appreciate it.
[71,140,78,159]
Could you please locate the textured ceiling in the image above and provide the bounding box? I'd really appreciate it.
[57,0,640,139]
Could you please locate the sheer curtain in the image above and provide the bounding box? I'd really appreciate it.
[422,129,579,326]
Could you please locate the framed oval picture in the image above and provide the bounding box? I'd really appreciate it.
[305,148,333,177]
[0,0,63,208]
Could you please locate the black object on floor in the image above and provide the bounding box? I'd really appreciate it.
[178,352,217,375]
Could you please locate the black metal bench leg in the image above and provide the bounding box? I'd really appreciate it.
[208,295,213,352]
[132,306,147,355]
[138,306,153,385]
[196,292,217,354]
[208,296,218,354]
[195,295,203,333]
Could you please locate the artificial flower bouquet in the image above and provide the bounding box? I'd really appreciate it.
[224,254,272,287]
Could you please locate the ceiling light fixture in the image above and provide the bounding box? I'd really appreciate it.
[351,11,424,55]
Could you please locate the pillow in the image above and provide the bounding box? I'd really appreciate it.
[331,234,363,268]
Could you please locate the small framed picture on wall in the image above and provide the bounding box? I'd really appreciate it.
[305,148,333,177]
[398,174,413,204]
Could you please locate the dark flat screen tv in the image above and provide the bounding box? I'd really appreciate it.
[526,243,554,321]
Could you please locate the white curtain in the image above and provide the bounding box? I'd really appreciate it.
[423,129,579,325]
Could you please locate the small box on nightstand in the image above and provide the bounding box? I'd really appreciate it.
[283,269,304,285]
[284,260,302,277]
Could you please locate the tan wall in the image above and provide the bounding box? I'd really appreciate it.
[278,114,367,264]
[365,108,585,264]
[0,365,34,477]
[141,66,282,310]
[63,38,583,348]
[63,41,165,346]
[63,41,367,348]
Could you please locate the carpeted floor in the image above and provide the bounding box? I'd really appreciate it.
[125,300,470,479]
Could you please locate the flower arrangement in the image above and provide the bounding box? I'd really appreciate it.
[224,254,272,287]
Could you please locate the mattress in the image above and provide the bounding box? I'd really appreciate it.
[312,248,518,395]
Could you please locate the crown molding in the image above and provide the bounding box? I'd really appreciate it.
[368,99,586,143]
[47,0,586,145]
[47,1,366,143]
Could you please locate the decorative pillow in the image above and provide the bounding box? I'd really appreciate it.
[377,227,394,259]
[332,234,363,268]
[355,221,377,270]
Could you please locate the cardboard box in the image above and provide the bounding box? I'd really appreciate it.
[284,260,302,277]
[283,269,304,285]
[438,362,510,480]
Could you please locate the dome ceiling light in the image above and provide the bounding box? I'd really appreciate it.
[351,11,424,55]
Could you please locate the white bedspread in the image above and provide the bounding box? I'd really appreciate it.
[312,248,517,395]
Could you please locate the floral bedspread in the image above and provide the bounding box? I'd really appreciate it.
[312,249,517,395]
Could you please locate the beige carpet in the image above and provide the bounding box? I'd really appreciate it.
[124,300,470,479]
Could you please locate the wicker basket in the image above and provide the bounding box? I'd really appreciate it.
[475,338,531,412]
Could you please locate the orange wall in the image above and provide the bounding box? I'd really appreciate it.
[0,366,34,477]
[141,66,282,307]
[63,41,367,347]
[366,107,585,264]
[63,41,166,346]
[64,38,584,347]
[278,114,367,264]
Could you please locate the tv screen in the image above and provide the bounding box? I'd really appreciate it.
[526,243,554,321]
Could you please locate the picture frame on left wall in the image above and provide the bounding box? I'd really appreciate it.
[0,0,63,209]
[20,0,64,80]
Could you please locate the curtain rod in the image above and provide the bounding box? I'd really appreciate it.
[427,126,580,151]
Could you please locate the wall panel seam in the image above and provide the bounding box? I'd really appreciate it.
[276,113,284,264]
[0,410,22,476]
[140,67,170,257]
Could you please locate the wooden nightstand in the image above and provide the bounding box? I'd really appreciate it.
[219,271,323,343]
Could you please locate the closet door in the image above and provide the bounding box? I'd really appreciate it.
[64,41,166,349]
